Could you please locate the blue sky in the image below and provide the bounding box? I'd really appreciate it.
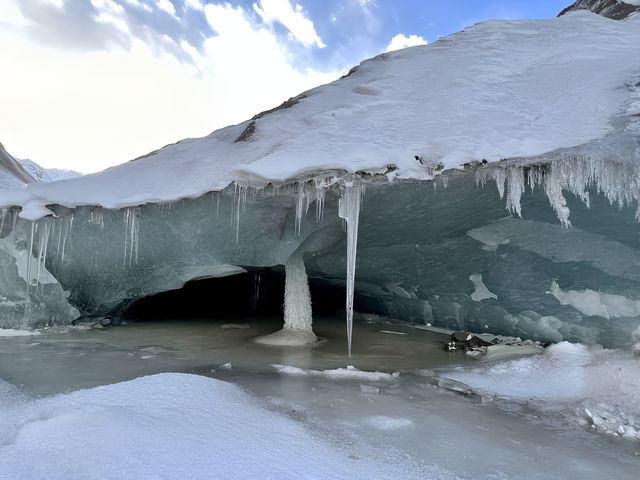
[0,0,571,172]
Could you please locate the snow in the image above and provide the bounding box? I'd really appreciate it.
[273,364,399,382]
[0,143,33,190]
[0,328,39,337]
[442,342,640,440]
[18,159,81,183]
[1,12,639,219]
[0,373,423,480]
[365,416,414,430]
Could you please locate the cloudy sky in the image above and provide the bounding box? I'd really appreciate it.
[1,0,569,173]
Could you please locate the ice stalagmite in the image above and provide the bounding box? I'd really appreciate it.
[338,180,363,356]
[283,253,313,333]
[254,252,316,346]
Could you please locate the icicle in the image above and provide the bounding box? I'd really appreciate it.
[338,180,364,357]
[314,177,327,222]
[89,209,104,229]
[544,164,571,227]
[505,166,525,217]
[24,221,35,316]
[39,221,51,294]
[294,182,305,235]
[123,207,140,266]
[60,213,74,263]
[0,208,6,236]
[231,184,246,243]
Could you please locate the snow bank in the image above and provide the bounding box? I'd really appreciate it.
[273,364,399,382]
[442,342,640,440]
[1,12,639,218]
[0,373,422,480]
[0,328,39,337]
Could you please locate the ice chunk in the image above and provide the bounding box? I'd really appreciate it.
[549,280,640,319]
[469,274,497,301]
[273,364,398,382]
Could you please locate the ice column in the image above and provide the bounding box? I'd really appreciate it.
[283,253,313,333]
[254,251,316,346]
[338,180,363,356]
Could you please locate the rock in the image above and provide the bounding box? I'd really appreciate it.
[445,331,495,351]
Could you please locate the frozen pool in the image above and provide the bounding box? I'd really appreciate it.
[0,316,638,479]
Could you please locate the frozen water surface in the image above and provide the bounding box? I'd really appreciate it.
[1,317,638,479]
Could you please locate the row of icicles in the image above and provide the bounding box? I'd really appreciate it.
[6,155,635,351]
[1,175,365,353]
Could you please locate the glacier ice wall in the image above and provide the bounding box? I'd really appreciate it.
[2,132,640,348]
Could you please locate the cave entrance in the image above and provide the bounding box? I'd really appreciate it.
[123,268,345,322]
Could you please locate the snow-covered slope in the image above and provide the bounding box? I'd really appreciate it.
[560,0,640,20]
[18,159,81,183]
[1,11,639,220]
[0,143,34,190]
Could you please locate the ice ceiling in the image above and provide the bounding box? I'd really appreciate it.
[1,12,640,350]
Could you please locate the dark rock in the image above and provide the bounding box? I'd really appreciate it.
[445,331,495,351]
[559,0,640,20]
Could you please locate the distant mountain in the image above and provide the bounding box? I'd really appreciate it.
[19,159,82,183]
[0,143,35,189]
[560,0,640,20]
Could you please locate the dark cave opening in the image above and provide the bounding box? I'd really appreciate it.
[123,268,346,321]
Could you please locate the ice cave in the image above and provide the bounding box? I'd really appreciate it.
[1,1,640,479]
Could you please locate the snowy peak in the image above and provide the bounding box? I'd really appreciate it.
[19,159,82,183]
[0,143,35,189]
[560,0,640,20]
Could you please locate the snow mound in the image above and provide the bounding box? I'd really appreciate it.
[442,342,640,440]
[0,373,428,480]
[273,364,399,382]
[0,329,39,337]
[1,12,640,218]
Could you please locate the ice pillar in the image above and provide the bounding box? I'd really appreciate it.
[283,253,313,332]
[338,180,363,356]
[253,251,316,346]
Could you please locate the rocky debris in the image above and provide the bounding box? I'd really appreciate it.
[72,316,121,329]
[445,330,495,351]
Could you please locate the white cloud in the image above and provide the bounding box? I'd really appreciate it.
[123,0,153,13]
[253,0,326,48]
[0,3,338,173]
[156,0,176,17]
[91,0,125,15]
[184,0,203,11]
[42,0,65,8]
[384,33,427,52]
[0,0,30,26]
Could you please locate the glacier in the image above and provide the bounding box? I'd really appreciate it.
[0,11,639,352]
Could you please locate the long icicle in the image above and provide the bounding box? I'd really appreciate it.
[338,180,363,357]
[24,221,36,317]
